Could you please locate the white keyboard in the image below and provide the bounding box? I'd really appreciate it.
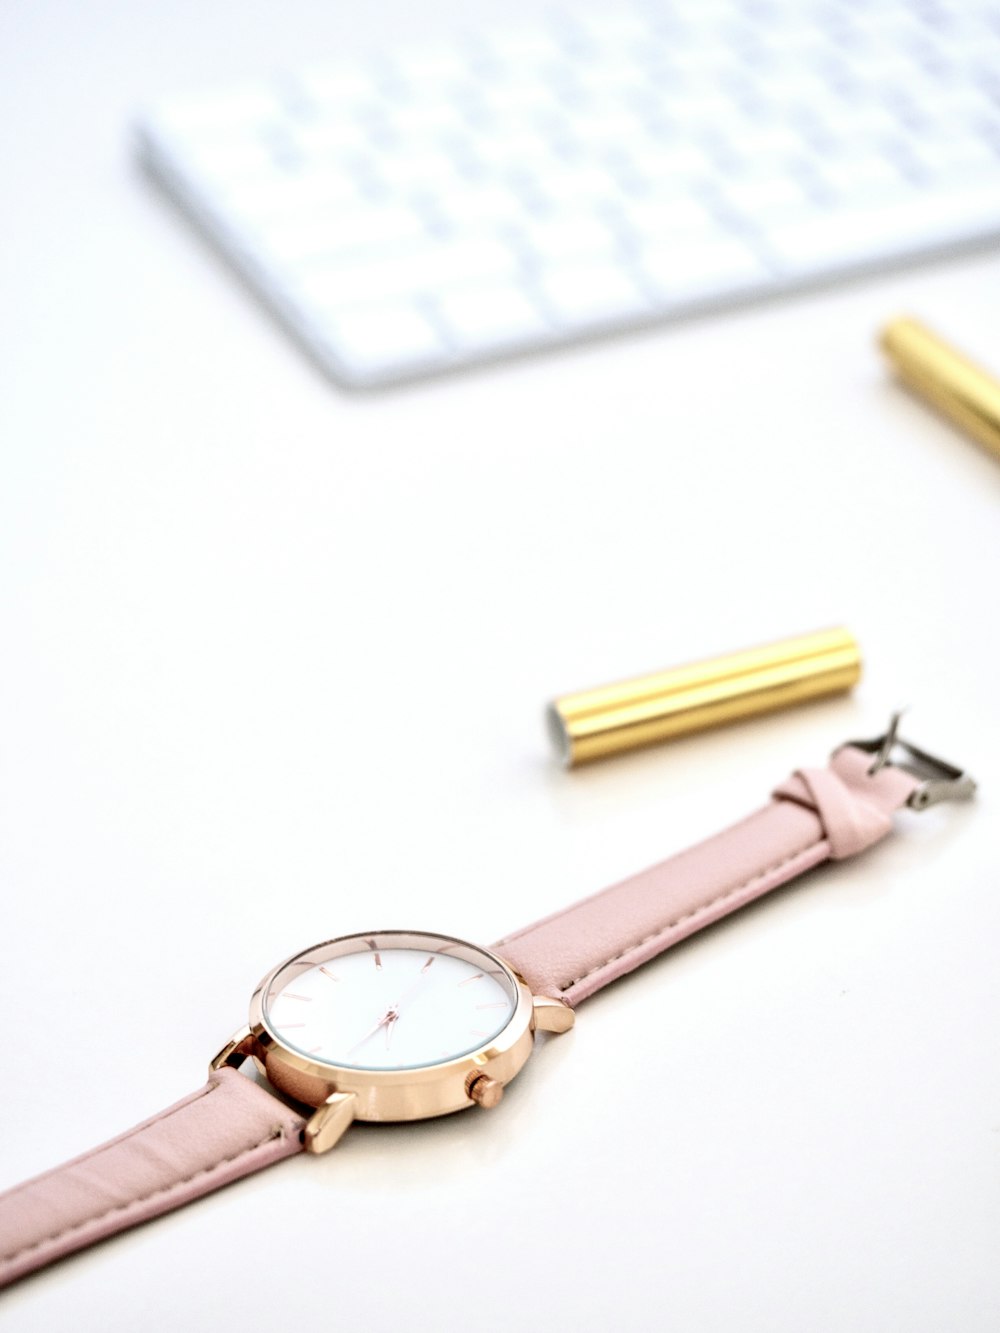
[138,0,1000,388]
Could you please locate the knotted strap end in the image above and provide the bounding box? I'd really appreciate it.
[773,745,918,860]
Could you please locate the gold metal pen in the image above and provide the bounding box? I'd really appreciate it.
[880,316,1000,462]
[548,627,862,767]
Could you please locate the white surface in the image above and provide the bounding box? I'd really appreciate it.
[266,940,515,1070]
[1,3,998,1330]
[136,0,1000,385]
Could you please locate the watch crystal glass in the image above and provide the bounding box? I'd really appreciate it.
[262,932,518,1072]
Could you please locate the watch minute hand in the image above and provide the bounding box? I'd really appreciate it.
[389,964,438,1015]
[345,1008,396,1058]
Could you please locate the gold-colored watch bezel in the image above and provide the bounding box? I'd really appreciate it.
[246,930,536,1124]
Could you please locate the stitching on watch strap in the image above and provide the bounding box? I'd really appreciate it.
[0,1076,294,1268]
[0,1079,221,1206]
[554,835,825,995]
[0,1114,290,1267]
[493,801,776,954]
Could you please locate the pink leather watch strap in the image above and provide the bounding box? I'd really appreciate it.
[0,738,932,1289]
[0,1067,305,1289]
[494,745,919,1007]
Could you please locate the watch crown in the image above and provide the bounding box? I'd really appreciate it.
[467,1074,504,1109]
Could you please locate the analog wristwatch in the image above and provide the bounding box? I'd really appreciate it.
[0,720,974,1288]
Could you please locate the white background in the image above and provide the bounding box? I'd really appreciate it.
[1,3,998,1330]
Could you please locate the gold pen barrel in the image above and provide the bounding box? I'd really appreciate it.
[881,316,1000,461]
[549,628,861,767]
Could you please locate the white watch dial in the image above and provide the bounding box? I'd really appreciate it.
[263,933,517,1071]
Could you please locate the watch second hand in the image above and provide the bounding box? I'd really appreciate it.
[385,963,437,1019]
[348,963,437,1057]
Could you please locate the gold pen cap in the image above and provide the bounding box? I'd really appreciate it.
[548,627,862,768]
[881,316,1000,461]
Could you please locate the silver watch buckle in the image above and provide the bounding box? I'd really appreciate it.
[841,712,977,812]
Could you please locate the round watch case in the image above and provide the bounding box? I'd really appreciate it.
[243,931,537,1124]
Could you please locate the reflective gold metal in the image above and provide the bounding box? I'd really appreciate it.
[209,1026,255,1074]
[531,995,576,1033]
[466,1074,504,1108]
[206,932,576,1154]
[549,627,861,766]
[247,931,538,1134]
[304,1092,358,1154]
[881,316,1000,461]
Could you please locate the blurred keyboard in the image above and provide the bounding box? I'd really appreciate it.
[138,0,1000,388]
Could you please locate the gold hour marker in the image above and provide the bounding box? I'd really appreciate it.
[421,956,435,973]
[281,1022,306,1029]
[366,939,383,970]
[469,1028,489,1037]
[308,1045,323,1054]
[319,967,340,982]
[282,993,312,1002]
[458,973,483,986]
[476,1002,508,1010]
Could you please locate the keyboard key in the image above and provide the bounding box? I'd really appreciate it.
[514,213,621,263]
[627,141,719,189]
[530,162,632,209]
[434,283,553,349]
[255,205,430,265]
[766,187,1000,275]
[816,154,915,205]
[219,164,372,219]
[372,148,467,194]
[298,65,385,109]
[434,183,533,229]
[617,194,721,245]
[293,236,520,307]
[290,120,377,158]
[638,237,772,302]
[316,303,445,382]
[537,259,652,326]
[717,175,815,223]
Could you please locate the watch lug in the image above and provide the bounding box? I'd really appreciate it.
[531,995,575,1034]
[304,1092,357,1154]
[209,1025,255,1074]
